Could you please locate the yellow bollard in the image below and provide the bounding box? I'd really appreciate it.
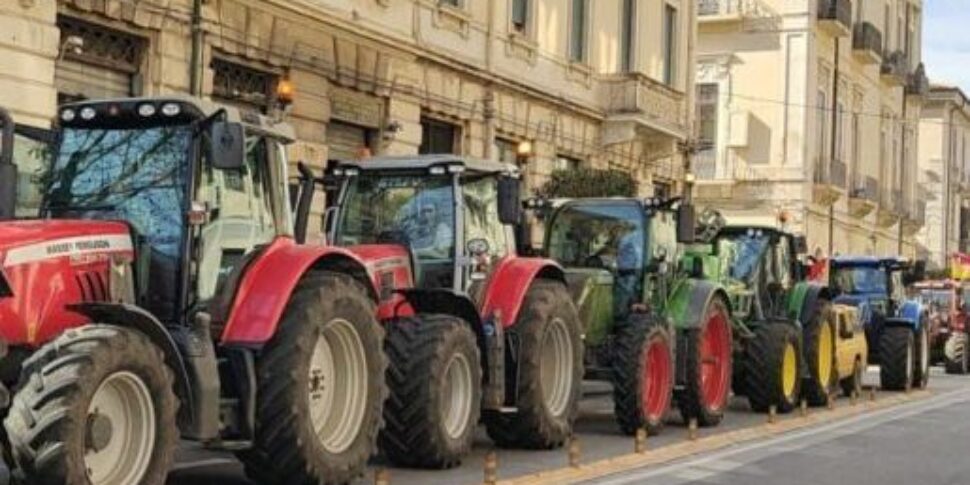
[688,418,699,440]
[634,427,648,454]
[568,435,581,468]
[768,405,777,424]
[800,399,808,417]
[483,450,498,485]
[374,468,390,485]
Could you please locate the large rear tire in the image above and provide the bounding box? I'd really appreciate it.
[238,272,386,485]
[484,280,583,449]
[379,315,481,468]
[802,302,837,406]
[612,315,673,436]
[677,296,732,427]
[944,332,969,375]
[912,323,931,389]
[743,323,801,413]
[878,326,914,391]
[5,325,178,485]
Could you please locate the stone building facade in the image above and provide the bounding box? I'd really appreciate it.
[916,85,970,270]
[2,0,698,233]
[693,0,927,258]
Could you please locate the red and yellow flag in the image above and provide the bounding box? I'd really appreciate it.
[951,253,970,280]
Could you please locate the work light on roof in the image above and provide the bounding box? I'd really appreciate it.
[344,168,360,177]
[79,107,97,121]
[60,109,76,122]
[429,166,447,175]
[161,103,181,117]
[447,164,465,173]
[137,104,156,117]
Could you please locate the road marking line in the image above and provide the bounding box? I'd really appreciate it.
[490,390,935,485]
[170,458,237,472]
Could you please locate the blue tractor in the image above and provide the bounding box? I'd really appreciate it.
[828,256,929,391]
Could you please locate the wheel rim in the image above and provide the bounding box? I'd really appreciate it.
[699,307,731,411]
[85,371,156,485]
[905,337,914,384]
[781,342,797,399]
[641,337,671,421]
[308,318,369,454]
[540,317,574,417]
[441,352,474,439]
[817,321,834,387]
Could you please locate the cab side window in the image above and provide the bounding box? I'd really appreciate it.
[196,134,279,302]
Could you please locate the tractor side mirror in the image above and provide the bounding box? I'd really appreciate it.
[903,260,927,286]
[676,203,696,244]
[497,176,521,225]
[0,107,17,220]
[208,121,246,171]
[793,235,809,254]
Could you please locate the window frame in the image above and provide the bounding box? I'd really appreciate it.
[663,3,679,86]
[620,0,637,72]
[569,0,590,64]
[510,0,532,36]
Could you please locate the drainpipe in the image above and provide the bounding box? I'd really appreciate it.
[190,0,204,96]
[828,38,840,256]
[898,95,908,255]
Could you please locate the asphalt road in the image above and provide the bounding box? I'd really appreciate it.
[168,368,969,485]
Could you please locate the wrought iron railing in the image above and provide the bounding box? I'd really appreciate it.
[818,0,852,29]
[852,22,882,57]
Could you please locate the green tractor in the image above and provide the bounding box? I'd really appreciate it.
[535,197,733,434]
[682,216,838,413]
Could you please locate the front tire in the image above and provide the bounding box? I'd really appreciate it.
[743,322,801,413]
[803,302,837,406]
[238,272,386,485]
[677,296,732,427]
[944,332,969,375]
[912,323,931,389]
[612,315,673,436]
[5,325,178,485]
[485,280,583,449]
[878,326,914,391]
[380,315,481,468]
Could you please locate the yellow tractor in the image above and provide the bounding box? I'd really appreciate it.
[829,304,869,397]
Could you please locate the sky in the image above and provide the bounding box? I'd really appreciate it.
[923,0,970,92]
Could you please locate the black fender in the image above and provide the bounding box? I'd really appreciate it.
[67,302,195,429]
[797,284,832,328]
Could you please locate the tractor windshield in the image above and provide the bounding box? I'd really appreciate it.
[716,232,770,282]
[336,172,455,271]
[831,266,887,295]
[917,289,952,311]
[546,203,646,274]
[43,126,190,258]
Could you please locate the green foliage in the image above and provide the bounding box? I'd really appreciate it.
[538,168,636,199]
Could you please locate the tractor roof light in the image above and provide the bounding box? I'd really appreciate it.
[137,103,157,117]
[332,168,345,177]
[447,164,466,174]
[429,166,447,175]
[79,107,97,121]
[161,103,181,117]
[60,109,76,122]
[344,168,360,177]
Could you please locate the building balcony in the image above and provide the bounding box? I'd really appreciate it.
[848,173,878,218]
[817,0,852,37]
[876,189,901,227]
[813,158,847,205]
[902,198,926,235]
[906,63,930,97]
[960,175,970,195]
[881,51,908,86]
[852,22,882,65]
[601,73,688,140]
[698,0,775,24]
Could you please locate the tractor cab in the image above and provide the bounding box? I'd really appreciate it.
[828,257,917,321]
[540,197,692,334]
[329,155,521,297]
[708,226,808,322]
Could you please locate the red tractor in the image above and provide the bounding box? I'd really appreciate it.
[0,98,390,485]
[319,156,584,468]
[914,280,969,373]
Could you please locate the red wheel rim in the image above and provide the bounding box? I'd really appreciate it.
[699,307,731,411]
[640,336,672,421]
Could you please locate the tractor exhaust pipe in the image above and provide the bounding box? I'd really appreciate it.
[0,107,17,220]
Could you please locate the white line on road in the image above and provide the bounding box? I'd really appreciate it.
[590,387,970,485]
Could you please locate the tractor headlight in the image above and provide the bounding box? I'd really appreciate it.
[79,107,97,121]
[137,103,157,117]
[60,109,76,122]
[161,103,181,117]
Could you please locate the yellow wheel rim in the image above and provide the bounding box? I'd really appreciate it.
[782,343,797,398]
[817,321,833,387]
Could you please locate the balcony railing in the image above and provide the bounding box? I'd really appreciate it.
[881,50,908,86]
[698,0,777,21]
[906,62,930,97]
[602,73,687,138]
[893,189,904,214]
[813,158,846,188]
[850,174,879,201]
[817,0,852,37]
[852,22,882,64]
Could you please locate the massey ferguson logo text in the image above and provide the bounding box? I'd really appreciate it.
[46,239,111,255]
